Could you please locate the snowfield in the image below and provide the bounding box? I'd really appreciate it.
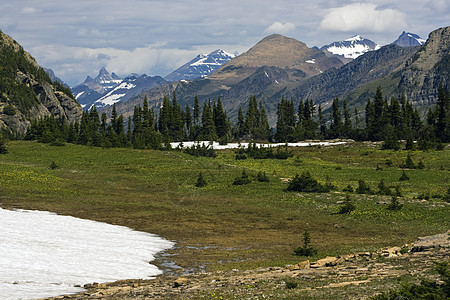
[0,208,174,300]
[170,141,347,149]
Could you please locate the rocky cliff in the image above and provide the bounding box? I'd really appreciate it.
[0,30,82,134]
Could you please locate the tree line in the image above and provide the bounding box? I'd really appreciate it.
[24,85,449,150]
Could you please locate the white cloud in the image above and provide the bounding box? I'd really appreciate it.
[320,3,406,33]
[20,7,39,14]
[264,22,296,34]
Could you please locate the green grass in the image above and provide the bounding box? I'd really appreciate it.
[0,141,448,272]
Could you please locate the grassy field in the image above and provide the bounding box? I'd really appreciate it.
[0,140,448,273]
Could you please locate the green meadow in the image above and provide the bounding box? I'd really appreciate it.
[0,141,448,272]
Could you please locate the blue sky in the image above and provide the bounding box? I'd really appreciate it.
[1,0,448,86]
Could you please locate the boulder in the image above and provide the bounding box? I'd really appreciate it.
[311,256,338,268]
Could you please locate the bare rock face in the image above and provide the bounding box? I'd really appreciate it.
[399,26,450,105]
[0,31,83,134]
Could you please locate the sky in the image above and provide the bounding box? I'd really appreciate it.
[0,0,448,87]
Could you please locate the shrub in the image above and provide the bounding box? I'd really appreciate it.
[443,187,450,203]
[377,179,392,196]
[343,184,354,193]
[417,160,425,169]
[257,171,269,182]
[235,153,247,160]
[233,170,251,185]
[284,278,298,289]
[195,172,207,187]
[371,262,449,299]
[399,171,409,181]
[387,196,403,211]
[49,161,58,170]
[286,172,330,193]
[338,195,356,214]
[50,139,65,146]
[400,153,415,169]
[356,179,372,194]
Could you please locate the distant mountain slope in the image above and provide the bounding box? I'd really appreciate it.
[108,34,343,122]
[0,29,82,134]
[164,49,235,82]
[320,35,381,63]
[392,31,426,47]
[106,27,448,126]
[89,74,167,110]
[72,67,122,109]
[72,68,168,110]
[286,44,420,107]
[44,68,70,89]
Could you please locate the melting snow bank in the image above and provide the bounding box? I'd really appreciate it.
[0,208,174,300]
[170,141,348,150]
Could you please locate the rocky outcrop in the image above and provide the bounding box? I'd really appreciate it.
[398,26,450,105]
[43,231,449,300]
[0,30,83,134]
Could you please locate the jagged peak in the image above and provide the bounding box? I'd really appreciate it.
[98,67,110,77]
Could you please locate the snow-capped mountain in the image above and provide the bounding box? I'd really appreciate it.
[89,74,167,110]
[392,31,426,47]
[164,49,235,82]
[320,35,381,61]
[72,67,122,108]
[72,68,167,110]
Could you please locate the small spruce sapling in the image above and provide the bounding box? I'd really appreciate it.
[195,172,207,187]
[387,195,403,211]
[338,195,356,214]
[399,170,409,181]
[49,161,58,170]
[294,229,318,256]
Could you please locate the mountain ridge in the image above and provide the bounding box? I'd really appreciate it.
[0,30,82,134]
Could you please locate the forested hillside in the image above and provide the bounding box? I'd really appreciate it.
[0,30,82,135]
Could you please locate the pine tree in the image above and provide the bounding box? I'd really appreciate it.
[201,100,217,141]
[257,101,270,140]
[213,97,229,139]
[237,106,245,139]
[158,96,172,141]
[329,98,343,138]
[184,103,192,139]
[275,97,296,142]
[364,98,376,140]
[343,99,352,138]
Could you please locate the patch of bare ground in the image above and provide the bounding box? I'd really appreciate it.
[43,231,449,299]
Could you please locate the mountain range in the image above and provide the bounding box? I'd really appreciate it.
[72,31,431,116]
[0,27,447,134]
[104,28,448,126]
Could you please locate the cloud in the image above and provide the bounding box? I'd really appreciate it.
[264,22,296,34]
[320,3,406,33]
[20,7,39,14]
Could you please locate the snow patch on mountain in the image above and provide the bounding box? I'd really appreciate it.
[165,49,235,82]
[320,35,381,60]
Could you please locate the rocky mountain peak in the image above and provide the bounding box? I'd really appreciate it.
[392,31,426,47]
[320,35,381,61]
[164,49,234,82]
